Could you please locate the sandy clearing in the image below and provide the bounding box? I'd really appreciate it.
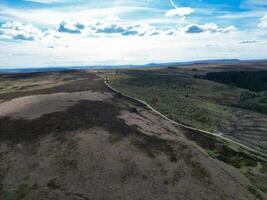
[0,91,113,120]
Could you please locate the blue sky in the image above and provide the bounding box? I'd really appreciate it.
[0,0,267,68]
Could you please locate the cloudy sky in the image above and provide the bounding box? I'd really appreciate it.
[0,0,267,68]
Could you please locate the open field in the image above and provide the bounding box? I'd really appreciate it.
[0,70,266,200]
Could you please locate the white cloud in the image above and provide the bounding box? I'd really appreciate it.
[92,22,161,36]
[238,40,261,44]
[2,29,267,68]
[57,21,85,34]
[0,19,239,43]
[0,19,162,43]
[0,21,43,41]
[47,20,163,37]
[165,7,194,17]
[0,0,265,68]
[166,0,194,17]
[183,23,237,34]
[258,14,267,28]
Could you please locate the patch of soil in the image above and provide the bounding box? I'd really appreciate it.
[118,110,179,141]
[118,111,170,136]
[0,91,113,119]
[0,100,139,144]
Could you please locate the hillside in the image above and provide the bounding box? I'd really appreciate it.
[108,72,267,153]
[0,71,266,200]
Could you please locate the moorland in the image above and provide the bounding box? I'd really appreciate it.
[0,64,266,200]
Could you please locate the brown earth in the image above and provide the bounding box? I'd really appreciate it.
[0,71,264,200]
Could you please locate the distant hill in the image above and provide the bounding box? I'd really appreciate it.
[1,59,267,74]
[145,59,241,67]
[0,67,69,74]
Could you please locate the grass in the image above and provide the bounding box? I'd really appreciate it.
[107,71,267,198]
[120,158,138,182]
[0,172,38,199]
[248,185,265,200]
[208,145,257,168]
[243,162,267,197]
[233,90,267,115]
[0,70,266,198]
[132,133,178,162]
[47,178,60,190]
[182,127,259,168]
[108,73,267,153]
[62,159,78,170]
[131,132,212,181]
[185,158,211,181]
[0,184,30,200]
[108,73,239,133]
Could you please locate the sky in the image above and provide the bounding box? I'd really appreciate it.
[0,0,267,68]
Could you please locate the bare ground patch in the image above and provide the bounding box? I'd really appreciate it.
[0,91,113,119]
[118,109,181,141]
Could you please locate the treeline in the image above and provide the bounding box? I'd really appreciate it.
[234,91,267,115]
[197,71,267,92]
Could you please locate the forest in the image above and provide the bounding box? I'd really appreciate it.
[203,71,267,92]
